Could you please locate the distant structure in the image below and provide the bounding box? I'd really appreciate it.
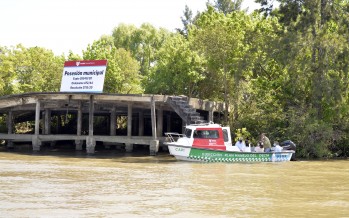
[0,92,224,155]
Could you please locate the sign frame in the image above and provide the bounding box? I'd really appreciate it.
[60,60,107,93]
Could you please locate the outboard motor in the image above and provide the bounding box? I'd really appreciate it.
[280,140,296,161]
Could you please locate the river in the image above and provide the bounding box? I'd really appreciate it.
[0,148,348,218]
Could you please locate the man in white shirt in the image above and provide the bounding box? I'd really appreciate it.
[274,141,283,152]
[235,138,246,152]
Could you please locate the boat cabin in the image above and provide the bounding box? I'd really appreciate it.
[166,123,233,151]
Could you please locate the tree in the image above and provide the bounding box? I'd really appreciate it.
[83,36,143,94]
[191,6,251,123]
[0,44,64,94]
[257,0,349,157]
[0,46,17,95]
[255,0,278,17]
[177,5,195,37]
[213,0,243,14]
[112,23,171,82]
[145,33,205,97]
[67,51,82,61]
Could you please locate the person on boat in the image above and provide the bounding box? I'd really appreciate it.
[251,144,255,152]
[260,133,271,152]
[273,141,282,152]
[254,141,264,152]
[244,137,251,152]
[235,137,246,152]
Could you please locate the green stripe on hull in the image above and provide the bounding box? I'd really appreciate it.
[188,148,291,162]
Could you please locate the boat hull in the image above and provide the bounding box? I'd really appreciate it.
[168,144,294,162]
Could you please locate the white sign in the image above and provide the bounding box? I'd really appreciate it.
[60,60,107,93]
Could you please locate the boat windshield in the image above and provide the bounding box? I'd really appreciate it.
[193,130,219,139]
[184,128,192,138]
[223,129,229,142]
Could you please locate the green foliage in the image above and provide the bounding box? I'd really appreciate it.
[83,36,143,94]
[0,44,64,94]
[177,5,195,37]
[234,127,252,142]
[112,23,171,80]
[211,0,243,14]
[145,33,205,97]
[286,108,333,158]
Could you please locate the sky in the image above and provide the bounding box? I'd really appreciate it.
[0,0,259,56]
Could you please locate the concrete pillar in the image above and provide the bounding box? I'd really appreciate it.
[150,96,158,155]
[209,110,214,123]
[77,101,82,136]
[43,109,51,148]
[149,140,159,156]
[6,111,13,149]
[75,101,83,150]
[87,95,95,154]
[44,109,51,135]
[33,100,41,151]
[110,106,116,136]
[126,103,133,152]
[151,96,157,140]
[32,135,42,151]
[86,136,95,154]
[138,110,144,136]
[35,100,40,135]
[156,108,163,137]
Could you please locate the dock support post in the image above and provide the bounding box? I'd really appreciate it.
[75,101,83,150]
[44,109,51,135]
[209,110,214,123]
[32,135,41,151]
[150,96,158,155]
[86,136,95,154]
[32,100,41,151]
[110,106,116,136]
[86,95,95,154]
[126,103,133,152]
[156,107,163,138]
[44,109,52,147]
[150,140,159,156]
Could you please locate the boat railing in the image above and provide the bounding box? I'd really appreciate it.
[164,132,186,142]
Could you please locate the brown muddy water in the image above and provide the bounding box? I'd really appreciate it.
[0,146,348,218]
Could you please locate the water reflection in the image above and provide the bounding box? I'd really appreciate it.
[0,149,348,217]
